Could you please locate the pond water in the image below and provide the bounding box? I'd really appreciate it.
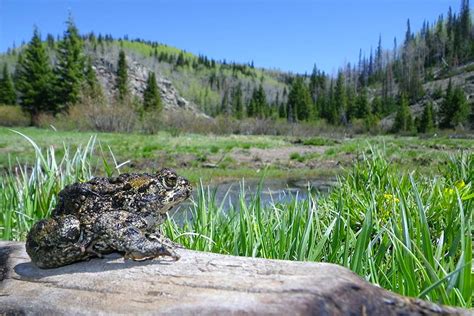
[171,176,338,221]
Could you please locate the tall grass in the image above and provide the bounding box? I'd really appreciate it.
[0,131,123,240]
[0,133,472,308]
[164,148,473,308]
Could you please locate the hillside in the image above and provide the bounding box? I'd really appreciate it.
[0,37,292,119]
[0,0,473,133]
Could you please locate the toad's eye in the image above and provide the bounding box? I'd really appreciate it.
[164,175,177,188]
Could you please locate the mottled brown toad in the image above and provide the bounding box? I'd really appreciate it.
[26,168,192,268]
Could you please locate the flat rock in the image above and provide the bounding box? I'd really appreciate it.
[0,241,470,315]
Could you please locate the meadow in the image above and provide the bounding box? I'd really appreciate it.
[0,126,472,182]
[0,127,472,308]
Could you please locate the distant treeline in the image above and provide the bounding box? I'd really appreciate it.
[0,0,473,132]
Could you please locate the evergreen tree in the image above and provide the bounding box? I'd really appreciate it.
[355,88,370,119]
[375,35,383,79]
[83,57,103,100]
[419,101,436,133]
[0,64,17,104]
[255,83,267,118]
[286,77,312,122]
[220,89,230,115]
[46,33,55,49]
[54,15,85,108]
[451,86,469,127]
[439,79,454,128]
[247,83,267,118]
[15,28,54,124]
[279,88,287,119]
[231,83,243,119]
[331,72,347,124]
[117,50,129,100]
[371,96,383,117]
[404,19,413,45]
[143,71,162,112]
[393,93,413,132]
[345,86,356,121]
[278,101,286,119]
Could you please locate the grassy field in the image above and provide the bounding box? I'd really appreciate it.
[0,130,471,308]
[1,127,472,183]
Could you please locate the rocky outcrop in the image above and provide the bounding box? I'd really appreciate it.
[0,241,470,315]
[381,62,474,130]
[93,56,203,115]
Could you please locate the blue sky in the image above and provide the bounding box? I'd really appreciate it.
[0,0,466,74]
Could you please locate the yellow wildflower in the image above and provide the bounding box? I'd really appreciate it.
[444,188,455,195]
[454,180,466,190]
[383,193,399,203]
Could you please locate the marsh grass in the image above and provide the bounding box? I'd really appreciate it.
[164,148,473,307]
[0,132,472,307]
[0,130,124,240]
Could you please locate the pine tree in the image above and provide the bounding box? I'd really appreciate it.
[231,83,243,119]
[143,71,162,112]
[220,89,230,115]
[0,64,17,104]
[15,27,54,124]
[255,83,267,118]
[83,58,103,100]
[404,19,413,45]
[419,101,436,133]
[355,88,370,119]
[439,79,454,128]
[54,15,85,109]
[451,86,469,127]
[375,35,383,80]
[345,86,356,121]
[247,88,256,117]
[332,72,347,124]
[247,83,267,118]
[393,93,413,132]
[46,33,55,49]
[286,77,312,122]
[371,96,383,117]
[117,50,129,100]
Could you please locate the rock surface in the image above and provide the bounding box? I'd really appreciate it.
[0,241,470,315]
[93,56,204,116]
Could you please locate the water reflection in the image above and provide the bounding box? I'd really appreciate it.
[170,177,337,222]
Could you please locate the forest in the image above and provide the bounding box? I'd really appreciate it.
[0,1,473,134]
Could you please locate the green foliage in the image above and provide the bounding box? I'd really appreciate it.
[83,57,103,100]
[15,27,54,124]
[371,96,383,117]
[440,80,454,128]
[163,149,473,307]
[451,87,470,128]
[287,77,313,122]
[247,83,267,118]
[331,72,347,125]
[143,71,162,112]
[0,105,30,126]
[54,15,85,108]
[0,132,100,240]
[440,80,470,129]
[355,87,370,119]
[0,64,16,104]
[393,94,414,133]
[231,84,243,119]
[419,102,436,133]
[117,50,129,100]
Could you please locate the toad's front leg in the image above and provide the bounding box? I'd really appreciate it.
[94,211,180,261]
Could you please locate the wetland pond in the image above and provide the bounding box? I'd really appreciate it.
[171,176,338,222]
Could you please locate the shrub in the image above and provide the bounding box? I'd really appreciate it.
[0,105,30,126]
